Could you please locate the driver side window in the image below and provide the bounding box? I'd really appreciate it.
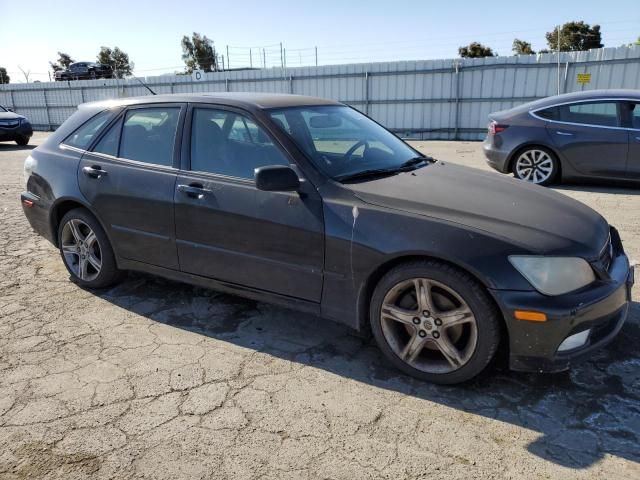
[190,108,290,179]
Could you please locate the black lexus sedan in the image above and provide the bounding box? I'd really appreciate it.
[0,104,33,145]
[21,93,634,384]
[483,89,640,185]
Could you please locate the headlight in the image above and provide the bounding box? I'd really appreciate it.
[24,155,36,189]
[509,256,596,296]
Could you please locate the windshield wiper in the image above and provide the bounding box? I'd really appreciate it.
[334,156,433,183]
[397,156,432,170]
[334,168,403,183]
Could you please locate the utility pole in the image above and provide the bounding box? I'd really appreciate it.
[263,48,266,69]
[283,48,287,69]
[250,48,253,68]
[315,46,318,67]
[226,45,230,70]
[280,43,284,69]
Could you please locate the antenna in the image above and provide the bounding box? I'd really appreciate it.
[132,75,157,95]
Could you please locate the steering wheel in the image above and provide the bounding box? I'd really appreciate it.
[344,140,370,161]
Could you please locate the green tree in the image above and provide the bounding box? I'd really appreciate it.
[181,32,218,72]
[633,36,640,46]
[50,52,74,73]
[512,39,536,55]
[97,46,134,78]
[0,67,9,84]
[458,42,496,58]
[546,21,603,51]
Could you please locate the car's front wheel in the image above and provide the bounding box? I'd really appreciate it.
[512,147,558,185]
[370,260,501,384]
[58,208,122,288]
[15,136,29,146]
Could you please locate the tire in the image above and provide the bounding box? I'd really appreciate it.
[370,260,501,384]
[57,208,122,288]
[512,146,559,186]
[15,136,29,146]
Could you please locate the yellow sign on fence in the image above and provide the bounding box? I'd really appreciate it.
[577,73,592,84]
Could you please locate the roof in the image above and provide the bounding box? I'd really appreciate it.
[80,92,341,111]
[505,89,640,115]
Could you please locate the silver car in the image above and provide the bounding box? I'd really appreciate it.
[483,89,640,185]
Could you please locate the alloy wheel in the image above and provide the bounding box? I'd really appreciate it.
[515,149,554,184]
[380,278,478,374]
[60,219,102,281]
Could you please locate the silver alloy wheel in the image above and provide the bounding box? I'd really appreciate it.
[380,278,478,374]
[60,219,102,281]
[515,149,554,184]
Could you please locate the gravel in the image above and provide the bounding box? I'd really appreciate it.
[0,133,638,479]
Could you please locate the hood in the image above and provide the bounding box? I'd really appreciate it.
[347,162,609,258]
[0,111,24,120]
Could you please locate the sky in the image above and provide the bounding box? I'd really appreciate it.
[1,0,638,82]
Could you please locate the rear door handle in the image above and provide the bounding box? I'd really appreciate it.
[555,131,574,136]
[177,183,208,199]
[82,166,108,178]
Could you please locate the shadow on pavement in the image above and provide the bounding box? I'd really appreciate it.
[553,182,640,196]
[95,272,640,470]
[0,143,36,152]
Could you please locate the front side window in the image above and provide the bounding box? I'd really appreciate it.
[558,101,619,127]
[268,105,421,181]
[63,110,112,149]
[119,107,180,166]
[190,108,289,178]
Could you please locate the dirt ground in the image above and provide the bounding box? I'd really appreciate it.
[0,133,638,479]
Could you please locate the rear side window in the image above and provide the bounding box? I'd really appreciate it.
[534,107,559,120]
[558,101,619,127]
[119,107,180,166]
[92,117,123,156]
[63,111,112,149]
[631,103,640,129]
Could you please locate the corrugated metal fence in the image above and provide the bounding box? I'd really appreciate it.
[1,46,639,140]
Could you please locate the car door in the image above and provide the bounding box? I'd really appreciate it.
[78,104,185,269]
[623,101,640,179]
[546,100,628,178]
[174,105,324,301]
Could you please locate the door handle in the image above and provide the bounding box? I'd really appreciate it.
[635,136,640,142]
[177,183,208,199]
[555,131,574,136]
[82,165,108,178]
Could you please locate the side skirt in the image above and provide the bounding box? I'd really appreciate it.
[117,258,322,317]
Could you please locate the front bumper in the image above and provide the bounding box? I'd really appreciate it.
[0,122,33,142]
[491,239,634,373]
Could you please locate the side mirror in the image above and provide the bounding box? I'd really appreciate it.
[7,108,13,112]
[255,165,300,192]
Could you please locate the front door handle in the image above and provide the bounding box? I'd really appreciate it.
[555,131,574,136]
[177,183,208,199]
[635,136,640,142]
[82,165,108,178]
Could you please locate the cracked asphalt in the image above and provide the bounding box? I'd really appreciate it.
[1,133,639,479]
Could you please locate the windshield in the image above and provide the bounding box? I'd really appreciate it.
[268,105,423,181]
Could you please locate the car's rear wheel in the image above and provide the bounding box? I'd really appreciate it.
[513,147,558,185]
[58,208,122,288]
[15,136,29,146]
[370,260,501,384]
